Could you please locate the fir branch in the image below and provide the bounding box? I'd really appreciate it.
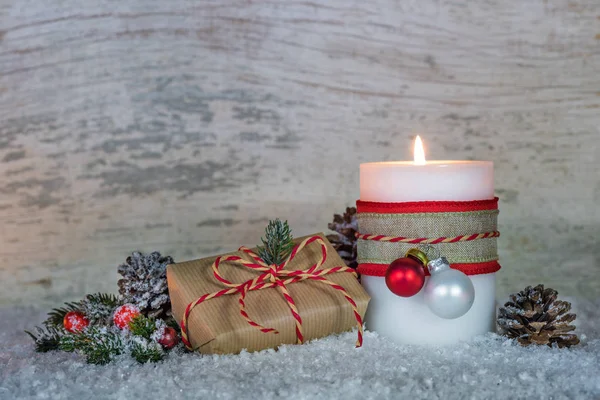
[83,337,123,365]
[25,325,65,353]
[256,219,294,265]
[59,327,124,365]
[164,316,181,333]
[130,339,164,364]
[80,293,121,325]
[58,332,81,353]
[45,301,82,328]
[128,315,157,340]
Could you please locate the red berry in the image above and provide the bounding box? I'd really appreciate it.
[113,304,141,329]
[158,327,179,349]
[63,311,89,333]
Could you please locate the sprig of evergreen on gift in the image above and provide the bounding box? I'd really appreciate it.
[26,251,180,364]
[257,219,294,265]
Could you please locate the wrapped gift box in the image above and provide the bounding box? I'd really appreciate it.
[167,233,370,354]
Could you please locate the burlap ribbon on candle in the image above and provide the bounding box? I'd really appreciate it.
[356,198,501,276]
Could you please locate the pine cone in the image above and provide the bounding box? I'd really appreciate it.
[326,207,358,269]
[117,252,174,320]
[498,284,579,348]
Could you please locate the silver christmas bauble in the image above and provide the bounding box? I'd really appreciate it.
[424,257,475,319]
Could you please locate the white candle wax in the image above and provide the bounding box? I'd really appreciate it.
[359,158,498,345]
[360,161,494,202]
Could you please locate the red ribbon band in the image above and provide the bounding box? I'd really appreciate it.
[356,197,499,214]
[357,261,501,277]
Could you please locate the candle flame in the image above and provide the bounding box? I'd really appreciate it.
[414,135,426,165]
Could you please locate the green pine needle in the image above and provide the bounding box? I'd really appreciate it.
[59,327,124,365]
[27,293,174,365]
[45,301,82,328]
[87,293,120,309]
[165,316,181,333]
[81,293,121,325]
[25,326,65,353]
[256,219,294,265]
[130,340,164,364]
[128,315,157,340]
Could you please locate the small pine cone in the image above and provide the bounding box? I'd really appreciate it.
[117,252,174,320]
[498,284,579,348]
[326,207,358,269]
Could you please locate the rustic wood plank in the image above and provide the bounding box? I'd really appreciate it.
[0,0,599,306]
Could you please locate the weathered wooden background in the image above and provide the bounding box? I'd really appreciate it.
[0,0,599,306]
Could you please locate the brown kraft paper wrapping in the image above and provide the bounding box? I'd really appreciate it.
[167,233,370,355]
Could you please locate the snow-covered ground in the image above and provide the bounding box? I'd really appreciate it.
[1,299,599,400]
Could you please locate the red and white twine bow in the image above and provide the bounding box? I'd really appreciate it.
[180,236,364,350]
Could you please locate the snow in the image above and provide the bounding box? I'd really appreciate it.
[150,320,167,343]
[2,298,600,400]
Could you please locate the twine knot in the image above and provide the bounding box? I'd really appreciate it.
[180,236,364,351]
[267,264,280,283]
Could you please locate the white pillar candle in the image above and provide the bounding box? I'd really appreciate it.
[359,136,498,345]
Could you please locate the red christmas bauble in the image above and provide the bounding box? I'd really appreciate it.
[63,311,89,333]
[158,326,179,349]
[113,304,141,329]
[385,257,426,297]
